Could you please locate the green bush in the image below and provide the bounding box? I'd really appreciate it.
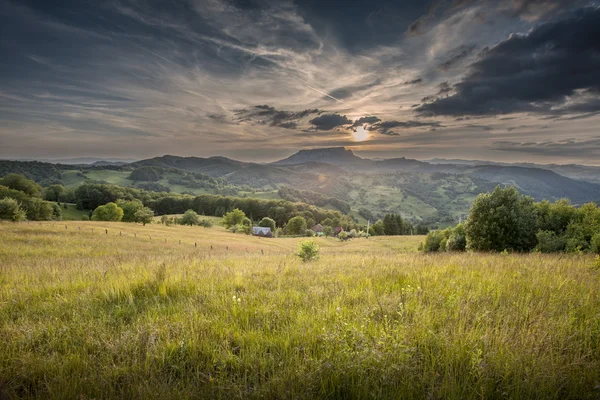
[536,230,567,253]
[591,234,600,254]
[338,231,349,241]
[91,202,123,222]
[0,197,26,221]
[296,240,320,262]
[305,229,315,237]
[180,210,200,226]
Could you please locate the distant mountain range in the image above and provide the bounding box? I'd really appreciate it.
[1,147,599,225]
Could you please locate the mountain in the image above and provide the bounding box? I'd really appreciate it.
[2,148,600,225]
[428,158,600,184]
[131,155,247,177]
[274,147,364,165]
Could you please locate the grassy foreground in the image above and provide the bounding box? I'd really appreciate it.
[0,222,599,399]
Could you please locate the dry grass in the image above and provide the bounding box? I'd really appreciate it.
[0,222,598,399]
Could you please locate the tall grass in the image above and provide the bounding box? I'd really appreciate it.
[0,222,598,399]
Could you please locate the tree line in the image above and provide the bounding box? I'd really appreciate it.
[422,186,600,254]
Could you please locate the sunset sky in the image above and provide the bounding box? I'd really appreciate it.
[1,0,599,164]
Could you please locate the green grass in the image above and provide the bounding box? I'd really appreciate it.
[55,202,89,221]
[0,222,599,399]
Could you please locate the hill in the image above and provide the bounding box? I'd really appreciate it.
[1,147,599,225]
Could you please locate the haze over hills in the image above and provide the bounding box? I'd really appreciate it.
[1,147,599,226]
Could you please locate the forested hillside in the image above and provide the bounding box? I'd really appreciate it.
[2,147,599,226]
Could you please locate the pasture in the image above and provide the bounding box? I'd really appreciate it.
[0,222,599,399]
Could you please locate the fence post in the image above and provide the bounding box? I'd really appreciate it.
[105,229,108,235]
[194,242,197,248]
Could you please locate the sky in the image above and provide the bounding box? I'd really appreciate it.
[1,0,600,165]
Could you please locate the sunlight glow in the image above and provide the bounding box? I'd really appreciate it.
[352,126,370,142]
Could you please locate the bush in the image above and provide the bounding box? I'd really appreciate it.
[338,231,349,241]
[421,231,442,252]
[258,217,276,231]
[134,207,155,226]
[91,202,124,222]
[198,219,213,228]
[591,234,600,254]
[536,230,567,253]
[0,197,26,221]
[180,209,200,226]
[287,216,307,235]
[304,229,315,237]
[296,240,320,262]
[466,186,538,252]
[223,208,247,228]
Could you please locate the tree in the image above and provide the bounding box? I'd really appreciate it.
[466,186,538,252]
[296,240,320,262]
[287,216,307,235]
[323,225,334,237]
[51,203,62,221]
[91,202,124,222]
[0,197,26,221]
[383,214,404,235]
[117,199,144,222]
[128,167,161,182]
[222,208,247,228]
[446,224,466,252]
[258,217,276,231]
[44,184,65,202]
[0,174,41,197]
[369,220,385,236]
[134,207,154,226]
[180,209,200,226]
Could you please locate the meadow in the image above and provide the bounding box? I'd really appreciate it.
[0,221,599,399]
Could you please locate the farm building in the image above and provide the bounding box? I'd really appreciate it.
[311,224,324,233]
[252,226,273,237]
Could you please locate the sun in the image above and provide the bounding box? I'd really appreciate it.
[352,126,370,142]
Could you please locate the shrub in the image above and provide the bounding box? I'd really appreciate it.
[180,209,200,226]
[134,207,155,226]
[91,202,124,222]
[304,229,315,237]
[198,219,213,228]
[223,208,247,228]
[422,230,444,252]
[297,240,320,262]
[258,217,276,231]
[338,231,349,241]
[466,186,538,252]
[536,230,567,253]
[0,197,26,221]
[287,216,307,235]
[591,233,600,254]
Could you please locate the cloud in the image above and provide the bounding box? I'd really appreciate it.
[418,7,600,116]
[369,120,443,135]
[234,105,321,129]
[404,78,423,85]
[494,136,600,157]
[438,44,476,70]
[324,80,382,101]
[309,113,353,130]
[352,116,382,128]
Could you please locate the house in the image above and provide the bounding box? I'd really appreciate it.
[334,227,344,236]
[312,224,324,234]
[252,226,273,238]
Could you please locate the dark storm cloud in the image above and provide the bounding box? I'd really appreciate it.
[494,136,600,157]
[352,116,381,127]
[417,7,600,116]
[438,44,476,71]
[309,113,353,130]
[234,106,321,129]
[369,120,443,135]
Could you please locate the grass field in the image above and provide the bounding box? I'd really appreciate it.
[0,222,599,399]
